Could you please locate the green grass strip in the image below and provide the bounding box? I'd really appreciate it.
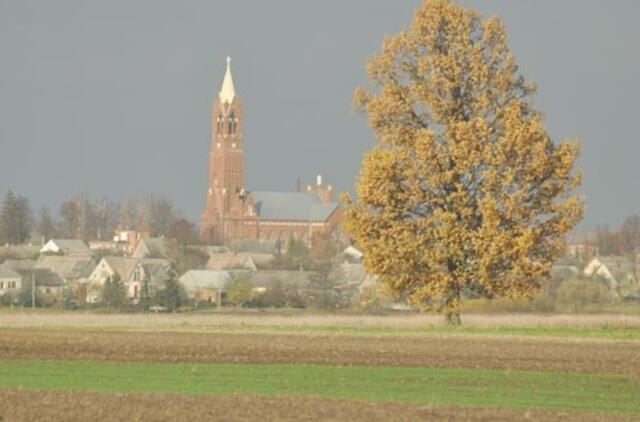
[0,359,638,415]
[179,323,640,341]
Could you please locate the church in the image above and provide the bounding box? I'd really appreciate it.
[201,57,342,246]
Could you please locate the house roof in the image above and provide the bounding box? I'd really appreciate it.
[43,239,92,255]
[232,239,279,254]
[179,270,232,295]
[15,268,63,287]
[133,238,178,259]
[36,256,96,280]
[247,270,315,289]
[252,192,338,222]
[102,257,140,281]
[207,253,256,271]
[140,258,172,284]
[0,268,21,279]
[1,259,36,271]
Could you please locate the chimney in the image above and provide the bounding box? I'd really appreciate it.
[317,174,322,187]
[296,178,301,193]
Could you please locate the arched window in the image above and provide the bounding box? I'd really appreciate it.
[217,113,223,134]
[228,111,236,135]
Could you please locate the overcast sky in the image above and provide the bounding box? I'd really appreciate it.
[1,0,638,228]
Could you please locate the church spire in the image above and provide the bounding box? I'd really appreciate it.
[219,55,236,104]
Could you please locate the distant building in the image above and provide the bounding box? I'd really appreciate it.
[179,270,231,303]
[14,268,64,298]
[0,268,21,295]
[40,239,93,257]
[36,255,96,286]
[132,237,179,260]
[201,57,343,247]
[87,256,172,303]
[206,253,257,272]
[113,230,150,254]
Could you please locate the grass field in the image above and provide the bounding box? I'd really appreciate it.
[0,311,639,420]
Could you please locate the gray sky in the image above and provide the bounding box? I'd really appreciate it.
[1,0,638,228]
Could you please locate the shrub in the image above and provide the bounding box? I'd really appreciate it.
[554,278,612,313]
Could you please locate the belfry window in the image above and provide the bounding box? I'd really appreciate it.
[217,113,223,134]
[228,111,237,135]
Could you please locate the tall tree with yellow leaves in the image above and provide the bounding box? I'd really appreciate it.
[344,0,584,324]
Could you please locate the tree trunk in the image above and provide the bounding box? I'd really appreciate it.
[444,310,461,326]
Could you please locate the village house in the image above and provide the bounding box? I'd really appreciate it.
[132,237,179,260]
[40,239,93,257]
[0,268,21,296]
[113,229,150,254]
[36,255,96,287]
[87,256,171,303]
[179,270,231,303]
[14,268,64,299]
[206,253,257,272]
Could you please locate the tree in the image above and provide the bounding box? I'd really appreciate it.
[310,230,339,263]
[36,207,57,243]
[59,199,80,239]
[139,195,175,237]
[0,191,32,245]
[620,215,640,255]
[94,198,119,241]
[139,275,152,311]
[156,273,184,312]
[102,274,127,311]
[287,237,309,259]
[167,218,200,246]
[344,0,584,324]
[227,278,253,308]
[118,194,139,231]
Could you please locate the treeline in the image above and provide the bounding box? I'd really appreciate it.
[0,190,199,245]
[593,215,640,256]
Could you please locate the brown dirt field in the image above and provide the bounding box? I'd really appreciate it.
[0,389,630,422]
[1,329,638,375]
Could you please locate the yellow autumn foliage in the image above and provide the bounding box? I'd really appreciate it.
[344,0,584,323]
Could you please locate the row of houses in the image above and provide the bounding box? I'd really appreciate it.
[0,237,374,306]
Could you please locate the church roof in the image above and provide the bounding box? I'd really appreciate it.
[252,192,338,222]
[219,56,236,104]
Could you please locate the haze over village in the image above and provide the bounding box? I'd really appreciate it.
[1,1,639,420]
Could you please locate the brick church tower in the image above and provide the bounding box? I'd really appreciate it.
[202,57,257,244]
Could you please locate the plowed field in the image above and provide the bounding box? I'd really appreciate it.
[0,314,638,421]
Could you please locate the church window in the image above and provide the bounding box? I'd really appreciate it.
[228,112,236,135]
[217,113,223,134]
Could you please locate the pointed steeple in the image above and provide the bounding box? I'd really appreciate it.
[219,55,236,104]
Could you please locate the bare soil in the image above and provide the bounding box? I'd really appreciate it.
[0,389,630,422]
[1,329,638,375]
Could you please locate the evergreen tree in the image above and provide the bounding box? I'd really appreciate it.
[37,207,57,243]
[157,273,183,312]
[102,274,127,311]
[0,190,32,245]
[139,275,152,311]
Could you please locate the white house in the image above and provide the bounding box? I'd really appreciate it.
[342,246,364,262]
[40,239,93,257]
[0,268,22,296]
[583,257,620,290]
